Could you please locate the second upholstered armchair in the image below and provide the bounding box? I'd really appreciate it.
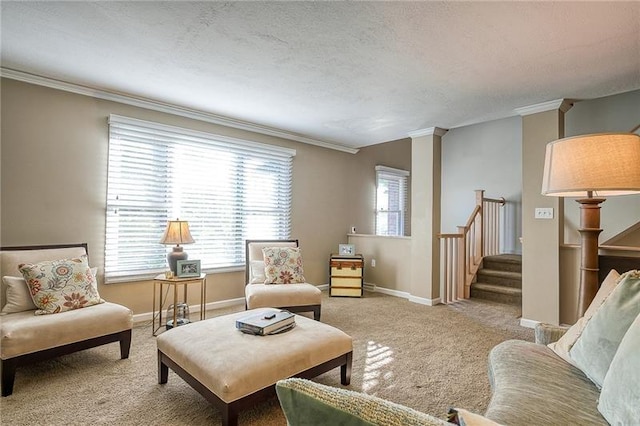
[245,239,321,320]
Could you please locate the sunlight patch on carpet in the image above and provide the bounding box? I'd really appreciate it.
[363,340,394,392]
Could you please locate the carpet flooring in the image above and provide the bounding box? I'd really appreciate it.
[0,291,533,425]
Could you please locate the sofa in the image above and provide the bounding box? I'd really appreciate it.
[0,244,133,396]
[276,269,640,425]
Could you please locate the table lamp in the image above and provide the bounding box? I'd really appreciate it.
[159,219,195,275]
[541,127,640,316]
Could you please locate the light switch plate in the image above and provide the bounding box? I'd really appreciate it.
[535,207,554,219]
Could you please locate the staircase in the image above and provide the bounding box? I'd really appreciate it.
[470,254,522,305]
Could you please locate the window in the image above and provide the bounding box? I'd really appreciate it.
[375,165,409,236]
[105,115,294,283]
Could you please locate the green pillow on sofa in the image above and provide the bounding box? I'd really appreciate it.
[569,270,640,387]
[276,378,499,426]
[598,313,640,424]
[276,378,447,426]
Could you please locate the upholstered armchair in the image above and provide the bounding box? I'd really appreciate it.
[0,244,133,396]
[245,239,321,320]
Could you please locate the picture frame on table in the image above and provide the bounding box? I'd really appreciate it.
[338,244,356,256]
[177,259,201,277]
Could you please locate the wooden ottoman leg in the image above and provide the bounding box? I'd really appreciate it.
[221,404,238,426]
[341,351,352,385]
[158,351,169,384]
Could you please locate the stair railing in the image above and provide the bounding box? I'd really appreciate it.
[439,190,505,303]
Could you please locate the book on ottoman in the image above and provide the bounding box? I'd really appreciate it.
[236,310,295,335]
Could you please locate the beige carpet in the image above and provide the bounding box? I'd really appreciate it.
[0,292,533,425]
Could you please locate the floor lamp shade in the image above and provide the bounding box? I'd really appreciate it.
[541,132,640,316]
[159,220,195,274]
[542,133,640,197]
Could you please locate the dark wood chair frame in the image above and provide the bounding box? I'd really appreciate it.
[0,243,132,397]
[245,239,321,321]
[158,349,351,426]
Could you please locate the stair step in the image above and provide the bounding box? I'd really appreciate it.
[476,269,522,288]
[483,254,522,273]
[471,282,522,305]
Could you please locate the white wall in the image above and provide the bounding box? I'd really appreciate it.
[441,116,522,253]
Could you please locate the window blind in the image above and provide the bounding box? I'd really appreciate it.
[375,165,409,236]
[105,115,294,283]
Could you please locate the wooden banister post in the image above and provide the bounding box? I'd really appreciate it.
[457,226,466,299]
[475,190,484,258]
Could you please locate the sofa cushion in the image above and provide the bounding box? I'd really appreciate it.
[262,247,306,284]
[569,270,640,387]
[486,340,606,425]
[0,301,132,359]
[548,269,619,364]
[19,255,102,315]
[598,313,640,424]
[276,378,449,426]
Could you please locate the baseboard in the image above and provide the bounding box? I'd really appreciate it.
[519,318,540,329]
[134,283,439,324]
[133,297,245,324]
[372,286,409,299]
[408,295,441,306]
[370,284,441,306]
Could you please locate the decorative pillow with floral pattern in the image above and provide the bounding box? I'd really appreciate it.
[262,247,306,284]
[19,255,103,315]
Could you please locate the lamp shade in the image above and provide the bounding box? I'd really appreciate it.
[159,220,195,245]
[541,133,640,197]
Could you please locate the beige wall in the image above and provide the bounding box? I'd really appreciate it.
[348,138,412,236]
[521,108,566,325]
[347,234,411,293]
[410,131,443,303]
[0,78,360,314]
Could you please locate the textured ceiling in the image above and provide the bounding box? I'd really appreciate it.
[2,1,639,149]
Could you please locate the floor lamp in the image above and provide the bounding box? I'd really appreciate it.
[541,128,640,317]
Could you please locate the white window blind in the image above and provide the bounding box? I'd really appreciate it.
[375,165,409,236]
[105,115,294,283]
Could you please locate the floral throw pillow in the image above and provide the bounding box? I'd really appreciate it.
[19,255,103,315]
[262,247,306,284]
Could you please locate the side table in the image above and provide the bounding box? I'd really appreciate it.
[153,273,207,336]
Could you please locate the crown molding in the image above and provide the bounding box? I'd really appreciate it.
[408,126,449,138]
[0,68,360,154]
[515,99,574,116]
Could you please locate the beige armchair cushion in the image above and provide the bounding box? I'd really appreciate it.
[0,301,132,359]
[246,283,321,309]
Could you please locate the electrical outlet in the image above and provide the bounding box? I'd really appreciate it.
[534,207,554,219]
[371,259,376,268]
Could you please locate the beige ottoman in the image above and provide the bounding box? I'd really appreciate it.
[157,308,353,426]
